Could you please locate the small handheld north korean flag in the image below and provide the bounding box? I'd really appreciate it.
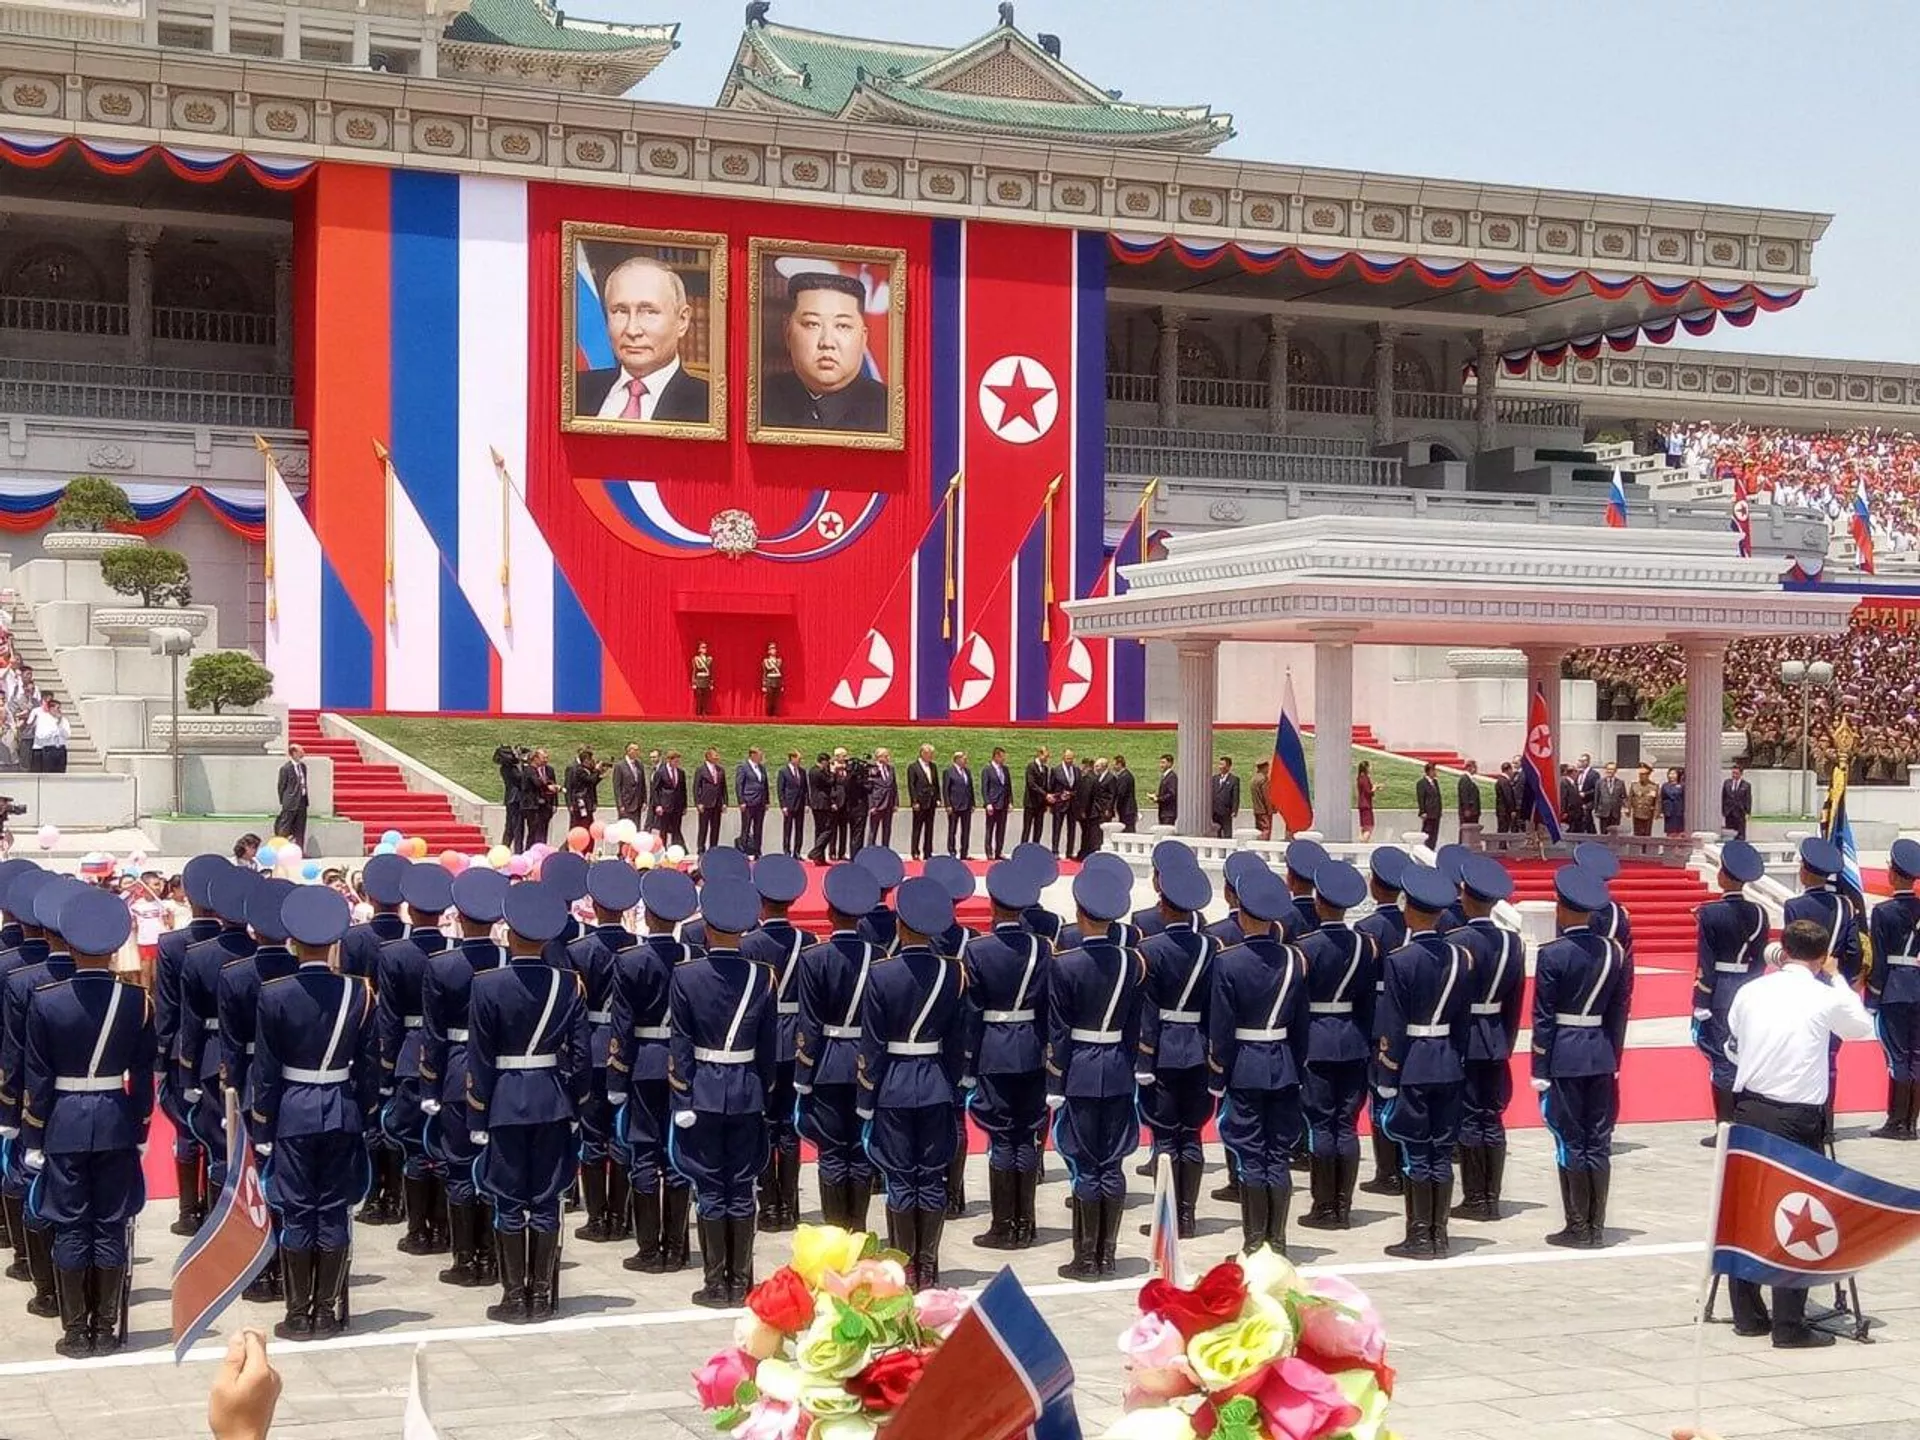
[171,1091,276,1361]
[1727,467,1752,558]
[887,1268,1080,1440]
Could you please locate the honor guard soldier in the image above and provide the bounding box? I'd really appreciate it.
[568,862,639,1245]
[742,854,813,1231]
[220,877,298,1305]
[1208,869,1309,1256]
[1282,841,1329,939]
[1533,865,1631,1249]
[1574,843,1635,965]
[378,862,453,1257]
[1297,859,1377,1232]
[795,864,883,1231]
[1372,862,1471,1261]
[0,869,64,1311]
[0,862,38,1267]
[1431,846,1471,932]
[1131,841,1197,942]
[252,886,378,1341]
[0,859,28,954]
[470,881,590,1323]
[1356,847,1410,1200]
[1013,842,1064,945]
[1137,856,1216,1237]
[156,853,225,1236]
[1047,867,1146,1279]
[1207,853,1272,950]
[420,869,510,1289]
[607,870,697,1275]
[1450,856,1523,1222]
[857,878,969,1289]
[347,853,410,1225]
[19,888,152,1357]
[1056,854,1143,951]
[963,858,1050,1250]
[180,866,261,1198]
[669,879,778,1308]
[923,854,981,1219]
[683,847,750,954]
[1868,837,1920,1140]
[1786,837,1860,982]
[539,853,592,962]
[853,846,905,952]
[1692,840,1769,1140]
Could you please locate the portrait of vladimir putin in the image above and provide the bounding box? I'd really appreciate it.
[757,270,890,434]
[574,251,712,426]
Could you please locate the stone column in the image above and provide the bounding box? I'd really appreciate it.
[1475,330,1501,454]
[1371,324,1398,447]
[1175,639,1219,837]
[1157,307,1184,429]
[1264,314,1291,435]
[271,241,293,376]
[126,223,161,367]
[1311,631,1358,842]
[211,0,231,52]
[1683,639,1727,834]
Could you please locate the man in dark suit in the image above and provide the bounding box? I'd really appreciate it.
[943,752,977,859]
[565,747,606,830]
[649,750,688,851]
[694,747,728,854]
[980,746,1012,859]
[1456,760,1483,835]
[806,753,837,865]
[867,747,899,850]
[1073,761,1104,859]
[1155,753,1178,827]
[275,744,310,850]
[1021,747,1050,846]
[1558,765,1582,833]
[523,747,559,849]
[1415,761,1442,850]
[1111,755,1139,832]
[906,744,940,861]
[1592,760,1628,835]
[1721,763,1752,840]
[1573,753,1599,834]
[1210,756,1240,840]
[495,744,528,852]
[573,255,711,425]
[758,272,889,434]
[1048,750,1080,855]
[777,751,808,858]
[1494,761,1519,834]
[735,747,769,857]
[613,743,648,827]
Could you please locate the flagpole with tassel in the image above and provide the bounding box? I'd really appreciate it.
[1689,1121,1734,1431]
[940,471,963,640]
[373,439,397,628]
[1039,474,1061,641]
[253,434,277,623]
[489,446,514,630]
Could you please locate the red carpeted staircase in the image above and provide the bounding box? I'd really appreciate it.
[1395,745,1475,771]
[289,710,489,856]
[1300,723,1383,749]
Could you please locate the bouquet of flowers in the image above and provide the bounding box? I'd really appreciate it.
[693,1223,971,1440]
[1104,1248,1397,1440]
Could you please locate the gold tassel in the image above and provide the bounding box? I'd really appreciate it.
[1138,477,1160,560]
[941,472,962,639]
[491,446,515,630]
[376,439,396,629]
[1041,473,1061,640]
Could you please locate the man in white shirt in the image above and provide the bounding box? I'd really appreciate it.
[575,256,711,426]
[1724,918,1877,1348]
[27,695,69,773]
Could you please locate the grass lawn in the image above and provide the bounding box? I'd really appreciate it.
[354,717,1486,815]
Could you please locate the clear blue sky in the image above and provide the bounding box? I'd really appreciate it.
[617,0,1905,364]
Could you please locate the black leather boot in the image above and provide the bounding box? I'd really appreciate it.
[243,1251,281,1303]
[1383,1181,1433,1260]
[487,1228,531,1323]
[778,1146,801,1230]
[53,1267,90,1358]
[1483,1147,1506,1220]
[846,1173,873,1235]
[692,1216,730,1308]
[1703,1087,1736,1147]
[1212,1150,1242,1203]
[817,1178,846,1228]
[1266,1186,1291,1258]
[527,1230,560,1318]
[885,1206,916,1285]
[313,1248,350,1338]
[1014,1168,1038,1248]
[173,1157,205,1237]
[914,1208,945,1289]
[1174,1158,1203,1239]
[474,1222,499,1286]
[1430,1175,1453,1259]
[438,1203,481,1287]
[945,1150,968,1220]
[1448,1147,1481,1220]
[427,1176,451,1253]
[1585,1167,1611,1249]
[1905,1080,1920,1139]
[1873,1081,1911,1140]
[88,1264,126,1354]
[1334,1153,1359,1228]
[625,1184,663,1273]
[726,1215,757,1305]
[1360,1130,1403,1196]
[1239,1184,1271,1255]
[608,1167,632,1239]
[397,1175,437,1255]
[974,1168,1015,1250]
[576,1160,610,1241]
[24,1225,58,1316]
[4,1195,29,1280]
[1096,1196,1123,1277]
[1546,1169,1590,1249]
[660,1185,692,1272]
[1298,1156,1341,1230]
[1057,1198,1096,1280]
[274,1250,316,1341]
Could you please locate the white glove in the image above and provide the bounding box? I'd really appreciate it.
[379,1086,394,1098]
[136,1143,147,1157]
[790,1084,810,1097]
[960,1076,978,1091]
[1691,1008,1713,1023]
[471,1130,489,1146]
[184,1088,203,1103]
[0,1125,18,1141]
[856,1108,874,1122]
[1376,1086,1399,1100]
[420,1098,442,1116]
[1135,1073,1157,1087]
[23,1149,43,1173]
[673,1110,696,1130]
[1045,1094,1065,1110]
[607,1092,629,1107]
[254,1143,273,1159]
[1530,1078,1551,1093]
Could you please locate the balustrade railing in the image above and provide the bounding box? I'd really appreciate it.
[1,296,276,347]
[0,359,293,428]
[1106,373,1582,429]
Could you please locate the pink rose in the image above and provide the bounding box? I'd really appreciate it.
[1295,1276,1386,1370]
[1119,1312,1197,1399]
[912,1287,969,1335]
[821,1257,909,1301]
[1238,1358,1361,1440]
[733,1398,804,1440]
[692,1347,757,1410]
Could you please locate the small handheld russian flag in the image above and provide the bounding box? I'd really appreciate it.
[1851,477,1875,574]
[1604,468,1629,528]
[1147,1152,1184,1285]
[1270,671,1313,837]
[1728,467,1752,558]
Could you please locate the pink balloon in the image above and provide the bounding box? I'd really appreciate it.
[635,832,660,854]
[589,820,607,842]
[438,849,467,874]
[506,855,531,878]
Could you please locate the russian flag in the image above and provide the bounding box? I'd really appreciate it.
[1147,1153,1184,1284]
[1604,467,1629,528]
[1729,467,1752,558]
[1271,670,1313,836]
[1852,478,1875,574]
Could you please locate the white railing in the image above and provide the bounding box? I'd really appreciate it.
[1109,373,1584,429]
[0,359,293,428]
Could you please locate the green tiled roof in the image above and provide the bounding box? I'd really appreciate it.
[445,0,677,54]
[858,79,1218,137]
[739,24,944,113]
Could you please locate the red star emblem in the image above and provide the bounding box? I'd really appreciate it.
[842,636,889,690]
[1781,1199,1832,1252]
[950,641,991,691]
[987,361,1052,433]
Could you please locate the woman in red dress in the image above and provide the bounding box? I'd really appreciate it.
[1355,760,1376,841]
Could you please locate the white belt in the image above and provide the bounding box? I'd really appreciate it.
[447,1028,470,1043]
[777,1002,801,1016]
[1714,963,1753,974]
[1405,1023,1450,1038]
[983,1010,1035,1024]
[403,1015,424,1029]
[1888,957,1920,969]
[1308,1002,1353,1015]
[887,1041,942,1057]
[1553,1014,1604,1028]
[1469,1002,1503,1016]
[695,1046,756,1065]
[823,1025,862,1040]
[282,1065,350,1085]
[1159,1008,1201,1023]
[632,1025,671,1041]
[202,1018,220,1032]
[496,1055,558,1070]
[1069,1028,1122,1044]
[587,1010,613,1024]
[53,1075,124,1093]
[1233,1027,1289,1042]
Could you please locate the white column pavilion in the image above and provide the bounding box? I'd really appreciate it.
[1063,516,1859,842]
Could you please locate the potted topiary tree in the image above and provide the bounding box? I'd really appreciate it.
[45,475,147,559]
[152,650,280,752]
[93,546,208,643]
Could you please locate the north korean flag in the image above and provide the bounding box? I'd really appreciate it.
[887,1267,1080,1440]
[1710,1124,1920,1287]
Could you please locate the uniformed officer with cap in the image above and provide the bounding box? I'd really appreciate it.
[539,852,592,954]
[1137,856,1216,1236]
[962,857,1049,1250]
[19,887,151,1357]
[669,878,777,1307]
[795,863,883,1231]
[1056,854,1144,951]
[156,853,226,1235]
[858,877,968,1289]
[1373,862,1471,1260]
[470,881,589,1323]
[1692,839,1769,1141]
[1533,864,1630,1249]
[853,845,905,952]
[568,861,640,1245]
[1355,847,1409,1200]
[378,861,453,1256]
[1786,836,1860,983]
[1010,842,1063,946]
[1869,836,1920,1140]
[1131,840,1198,941]
[1047,866,1147,1279]
[420,868,510,1289]
[1282,840,1329,938]
[682,847,751,954]
[742,853,813,1232]
[180,865,261,1200]
[1208,852,1273,951]
[347,852,410,1225]
[252,886,378,1340]
[0,868,63,1308]
[607,869,698,1274]
[1574,841,1636,965]
[0,860,37,1265]
[1296,859,1377,1232]
[921,854,982,1218]
[1446,854,1523,1222]
[1431,845,1471,932]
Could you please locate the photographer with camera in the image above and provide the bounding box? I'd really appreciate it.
[494,744,529,852]
[567,747,611,831]
[0,794,19,857]
[841,751,871,862]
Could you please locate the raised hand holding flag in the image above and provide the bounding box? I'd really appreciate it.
[171,1091,276,1361]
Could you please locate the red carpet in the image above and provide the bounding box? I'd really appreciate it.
[292,710,488,855]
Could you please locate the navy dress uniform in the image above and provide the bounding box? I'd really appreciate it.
[684,846,751,954]
[567,861,640,1245]
[1131,840,1198,942]
[1451,856,1525,1222]
[854,845,905,953]
[794,864,882,1232]
[1373,862,1471,1261]
[1296,860,1378,1232]
[1533,865,1632,1249]
[539,852,592,958]
[1432,845,1472,932]
[1010,841,1063,946]
[858,878,968,1289]
[0,860,30,1264]
[1785,837,1861,983]
[742,853,813,1232]
[1574,842,1636,965]
[21,888,152,1358]
[1047,868,1146,1279]
[1692,840,1769,1136]
[1868,838,1920,1140]
[1208,870,1309,1257]
[1137,858,1216,1236]
[962,859,1050,1250]
[420,869,510,1289]
[0,869,67,1312]
[0,865,54,1281]
[346,853,410,1226]
[252,887,379,1341]
[668,880,778,1308]
[923,854,982,1219]
[1283,840,1329,939]
[607,870,698,1275]
[377,862,453,1256]
[180,866,261,1198]
[156,853,226,1236]
[1056,853,1145,952]
[470,882,590,1323]
[1356,847,1410,1199]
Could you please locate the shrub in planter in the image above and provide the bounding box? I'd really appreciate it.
[54,476,136,532]
[100,547,192,607]
[185,650,273,714]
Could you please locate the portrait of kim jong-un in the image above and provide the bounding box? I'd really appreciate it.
[748,238,906,451]
[562,222,727,440]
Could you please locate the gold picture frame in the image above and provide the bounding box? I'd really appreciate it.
[747,237,906,451]
[561,221,728,440]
